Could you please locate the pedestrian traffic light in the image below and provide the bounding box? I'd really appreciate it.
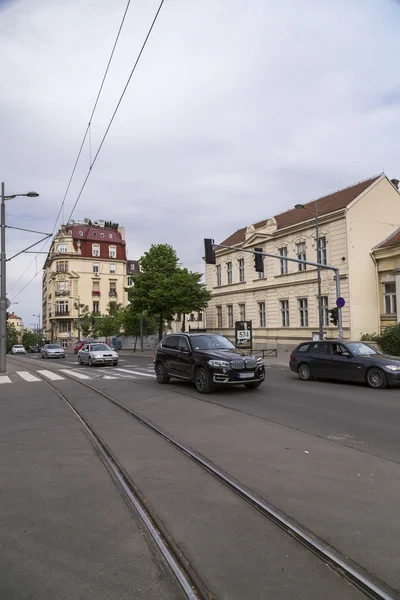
[204,238,216,264]
[329,307,338,326]
[254,248,264,273]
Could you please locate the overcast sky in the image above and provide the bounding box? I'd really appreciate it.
[1,0,400,327]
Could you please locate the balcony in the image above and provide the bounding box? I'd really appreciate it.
[55,290,70,297]
[109,291,117,297]
[92,291,101,297]
[55,311,70,317]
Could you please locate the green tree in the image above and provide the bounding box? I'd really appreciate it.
[22,329,36,350]
[79,305,93,338]
[6,323,19,353]
[128,244,211,340]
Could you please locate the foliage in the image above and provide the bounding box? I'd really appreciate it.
[6,323,19,353]
[360,333,379,342]
[79,305,93,339]
[128,244,211,340]
[95,315,120,338]
[375,325,400,356]
[22,329,36,349]
[118,306,157,337]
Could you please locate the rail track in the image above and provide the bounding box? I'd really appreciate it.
[9,355,397,600]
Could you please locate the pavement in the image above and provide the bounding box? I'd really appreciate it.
[2,352,399,598]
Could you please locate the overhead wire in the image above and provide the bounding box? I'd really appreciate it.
[8,0,133,298]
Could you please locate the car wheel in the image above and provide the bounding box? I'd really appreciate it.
[245,381,262,390]
[78,356,82,365]
[298,363,313,381]
[195,367,212,394]
[366,368,387,389]
[156,361,170,383]
[88,357,93,367]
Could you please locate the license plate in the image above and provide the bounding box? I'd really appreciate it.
[238,372,255,379]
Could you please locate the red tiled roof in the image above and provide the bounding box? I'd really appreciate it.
[375,228,400,249]
[68,225,124,244]
[220,175,382,246]
[7,314,21,320]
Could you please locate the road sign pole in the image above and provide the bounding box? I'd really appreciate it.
[334,270,343,341]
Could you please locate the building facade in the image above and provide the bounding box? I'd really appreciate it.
[205,174,400,349]
[42,221,127,347]
[372,229,400,333]
[7,313,24,341]
[170,311,207,334]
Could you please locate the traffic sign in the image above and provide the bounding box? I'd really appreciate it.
[336,297,345,308]
[6,298,11,309]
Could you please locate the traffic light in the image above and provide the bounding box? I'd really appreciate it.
[6,312,9,320]
[254,248,264,273]
[204,238,216,265]
[329,307,338,326]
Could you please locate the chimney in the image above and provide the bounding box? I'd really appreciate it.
[118,226,125,241]
[391,178,399,190]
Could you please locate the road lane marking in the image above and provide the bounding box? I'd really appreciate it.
[37,370,65,381]
[0,375,12,384]
[59,369,91,380]
[114,368,156,378]
[17,371,41,382]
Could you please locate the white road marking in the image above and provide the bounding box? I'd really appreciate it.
[103,375,118,379]
[59,369,91,380]
[114,368,156,378]
[0,375,12,384]
[17,371,41,382]
[37,370,65,381]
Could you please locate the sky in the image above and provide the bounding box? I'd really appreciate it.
[1,0,400,327]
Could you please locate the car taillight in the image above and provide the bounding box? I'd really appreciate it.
[289,353,294,361]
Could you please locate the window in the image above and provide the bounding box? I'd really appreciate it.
[216,306,222,328]
[92,282,100,296]
[130,262,135,271]
[317,237,327,265]
[279,247,288,274]
[110,264,116,274]
[58,281,69,293]
[332,342,348,356]
[311,342,330,355]
[57,243,67,253]
[258,269,265,279]
[384,282,396,314]
[177,336,190,352]
[216,264,221,287]
[56,301,69,314]
[163,335,179,350]
[93,263,99,274]
[92,244,100,257]
[101,233,105,238]
[127,276,133,286]
[298,343,310,353]
[238,258,245,282]
[93,302,100,313]
[227,262,232,284]
[109,282,117,296]
[198,312,203,321]
[296,242,306,271]
[109,246,116,258]
[319,296,329,326]
[79,231,83,236]
[298,298,308,327]
[258,302,266,327]
[239,303,246,321]
[56,261,68,272]
[59,320,71,332]
[227,304,233,327]
[280,300,289,327]
[92,232,97,237]
[109,233,113,239]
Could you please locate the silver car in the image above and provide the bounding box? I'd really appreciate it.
[78,343,119,367]
[10,344,27,355]
[41,344,66,359]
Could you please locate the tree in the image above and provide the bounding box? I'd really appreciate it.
[128,243,211,340]
[79,305,93,338]
[377,325,400,356]
[22,329,36,350]
[6,323,19,353]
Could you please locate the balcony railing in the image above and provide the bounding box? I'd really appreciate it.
[92,291,101,296]
[55,290,69,297]
[109,291,117,297]
[55,311,70,317]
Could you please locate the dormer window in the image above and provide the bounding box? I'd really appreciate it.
[57,244,67,253]
[92,244,100,257]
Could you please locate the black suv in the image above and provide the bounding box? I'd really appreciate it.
[154,333,265,394]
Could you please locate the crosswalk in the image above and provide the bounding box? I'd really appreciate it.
[0,364,156,386]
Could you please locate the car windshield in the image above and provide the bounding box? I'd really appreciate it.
[346,342,379,356]
[90,344,111,351]
[47,344,62,349]
[191,335,235,350]
[15,345,24,348]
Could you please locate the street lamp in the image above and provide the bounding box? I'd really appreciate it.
[1,183,39,374]
[295,201,323,341]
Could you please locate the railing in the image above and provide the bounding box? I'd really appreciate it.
[253,348,278,358]
[109,291,117,297]
[92,291,101,296]
[55,311,70,316]
[55,290,69,296]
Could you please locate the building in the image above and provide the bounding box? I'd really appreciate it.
[125,259,140,304]
[42,221,127,347]
[7,313,24,341]
[372,228,400,333]
[170,311,207,334]
[205,174,400,349]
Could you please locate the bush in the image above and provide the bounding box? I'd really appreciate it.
[375,325,400,357]
[360,332,379,342]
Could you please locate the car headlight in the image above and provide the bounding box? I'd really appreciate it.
[256,357,263,364]
[208,359,230,368]
[385,365,400,371]
[92,354,102,359]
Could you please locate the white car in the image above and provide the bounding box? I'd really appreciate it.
[10,345,27,355]
[41,344,66,359]
[78,342,119,366]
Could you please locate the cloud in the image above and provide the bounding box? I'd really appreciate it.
[1,0,400,326]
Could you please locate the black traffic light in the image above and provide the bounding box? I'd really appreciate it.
[254,248,264,273]
[329,307,338,326]
[6,312,10,320]
[204,238,216,265]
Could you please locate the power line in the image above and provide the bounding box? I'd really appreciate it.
[67,0,166,223]
[10,269,43,301]
[7,0,132,297]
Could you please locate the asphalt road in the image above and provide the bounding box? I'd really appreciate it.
[4,352,400,596]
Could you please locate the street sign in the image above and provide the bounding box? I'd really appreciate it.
[336,297,345,308]
[235,320,253,351]
[6,298,10,309]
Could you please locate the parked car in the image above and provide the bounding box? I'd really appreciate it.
[10,345,27,355]
[154,333,265,394]
[29,345,41,353]
[289,340,400,389]
[78,343,119,366]
[41,344,66,359]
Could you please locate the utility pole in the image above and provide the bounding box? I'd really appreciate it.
[0,184,7,374]
[140,312,144,351]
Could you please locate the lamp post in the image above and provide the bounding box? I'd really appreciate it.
[1,183,39,374]
[295,200,323,341]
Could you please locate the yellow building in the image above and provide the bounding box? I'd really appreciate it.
[372,229,400,333]
[42,221,128,348]
[205,174,400,349]
[7,313,24,341]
